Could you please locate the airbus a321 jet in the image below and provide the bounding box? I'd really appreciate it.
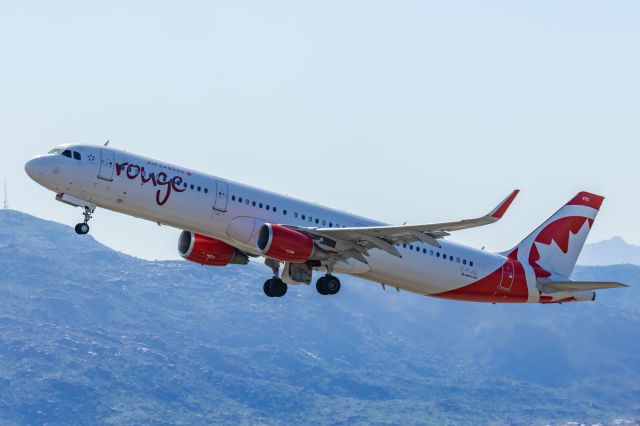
[25,144,627,302]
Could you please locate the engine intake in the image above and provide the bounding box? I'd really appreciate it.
[179,231,248,266]
[256,224,325,263]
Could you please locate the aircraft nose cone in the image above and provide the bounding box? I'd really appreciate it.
[24,157,45,181]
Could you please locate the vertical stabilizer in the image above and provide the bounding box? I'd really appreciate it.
[505,192,603,279]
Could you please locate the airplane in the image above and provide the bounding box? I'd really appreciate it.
[24,144,627,303]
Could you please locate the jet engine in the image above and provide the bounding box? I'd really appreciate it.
[256,224,327,263]
[179,231,248,266]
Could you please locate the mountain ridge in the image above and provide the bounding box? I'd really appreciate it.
[0,209,638,425]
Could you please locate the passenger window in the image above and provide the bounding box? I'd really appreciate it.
[204,188,208,194]
[456,257,460,263]
[322,220,326,226]
[409,245,413,250]
[259,203,263,208]
[315,218,319,224]
[403,244,407,248]
[239,197,243,202]
[294,213,298,218]
[73,151,81,160]
[470,261,474,267]
[436,252,440,258]
[450,256,454,261]
[266,205,270,210]
[245,199,249,205]
[232,196,236,201]
[197,186,201,192]
[273,207,277,212]
[252,201,256,207]
[283,210,287,215]
[423,248,427,254]
[463,260,467,265]
[329,222,333,227]
[302,215,306,220]
[190,184,195,190]
[429,250,434,256]
[62,150,72,158]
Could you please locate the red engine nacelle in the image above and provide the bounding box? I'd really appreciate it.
[256,224,321,263]
[179,231,248,266]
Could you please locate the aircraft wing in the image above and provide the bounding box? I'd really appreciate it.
[289,190,519,262]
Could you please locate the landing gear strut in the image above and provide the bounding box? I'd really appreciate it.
[263,259,288,298]
[75,206,93,235]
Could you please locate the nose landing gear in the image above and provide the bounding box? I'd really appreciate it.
[74,206,94,235]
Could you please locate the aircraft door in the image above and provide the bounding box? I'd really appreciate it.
[498,260,515,291]
[213,180,229,212]
[98,149,115,181]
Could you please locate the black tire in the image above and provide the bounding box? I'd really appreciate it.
[316,277,329,295]
[326,276,341,295]
[269,279,288,297]
[75,223,89,235]
[263,279,274,297]
[277,280,288,297]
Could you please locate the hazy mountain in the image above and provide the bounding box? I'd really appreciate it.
[579,237,640,266]
[0,209,638,425]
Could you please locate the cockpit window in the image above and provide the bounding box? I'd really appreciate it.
[47,148,81,160]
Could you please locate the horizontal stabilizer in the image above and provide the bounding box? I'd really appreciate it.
[538,281,628,294]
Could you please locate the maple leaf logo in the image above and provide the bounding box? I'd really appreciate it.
[530,217,592,277]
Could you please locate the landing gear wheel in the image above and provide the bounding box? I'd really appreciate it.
[75,223,90,235]
[263,280,273,297]
[263,278,287,298]
[316,276,329,295]
[74,206,94,235]
[316,275,340,295]
[325,276,341,295]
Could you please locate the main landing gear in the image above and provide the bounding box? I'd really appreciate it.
[261,258,341,297]
[316,259,340,295]
[316,275,341,295]
[263,259,288,298]
[74,206,93,235]
[263,278,287,298]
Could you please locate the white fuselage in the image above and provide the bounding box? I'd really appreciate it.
[25,144,533,301]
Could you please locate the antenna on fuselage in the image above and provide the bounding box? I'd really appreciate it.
[104,140,110,146]
[3,179,8,210]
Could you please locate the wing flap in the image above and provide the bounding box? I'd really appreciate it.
[538,281,629,294]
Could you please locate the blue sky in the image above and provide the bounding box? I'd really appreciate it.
[1,1,638,260]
